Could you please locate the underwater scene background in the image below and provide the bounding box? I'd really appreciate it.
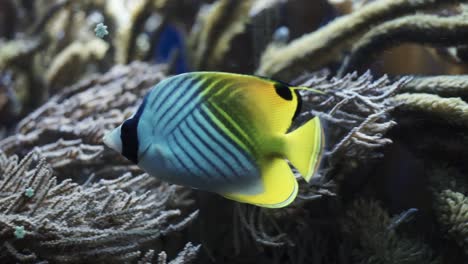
[0,0,467,263]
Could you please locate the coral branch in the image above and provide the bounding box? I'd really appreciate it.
[339,14,468,75]
[401,75,468,96]
[256,0,467,78]
[342,199,440,263]
[392,93,468,127]
[434,190,468,254]
[0,150,199,263]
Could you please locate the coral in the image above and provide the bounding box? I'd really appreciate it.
[342,199,440,264]
[224,72,411,262]
[256,0,467,79]
[104,0,153,64]
[2,1,468,263]
[295,72,411,182]
[338,13,468,75]
[45,38,109,91]
[433,190,468,255]
[94,22,109,38]
[153,242,201,264]
[189,0,255,70]
[0,150,199,263]
[0,61,200,263]
[0,62,166,176]
[0,36,48,70]
[428,166,468,255]
[401,75,468,97]
[392,93,468,127]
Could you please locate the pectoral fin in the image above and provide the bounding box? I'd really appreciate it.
[222,158,298,208]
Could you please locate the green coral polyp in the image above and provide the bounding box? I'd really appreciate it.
[24,187,34,198]
[94,23,109,38]
[14,226,25,239]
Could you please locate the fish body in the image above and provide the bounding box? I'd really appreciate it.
[103,72,324,208]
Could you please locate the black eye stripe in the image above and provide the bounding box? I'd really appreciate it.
[120,94,149,164]
[274,83,293,101]
[121,118,139,163]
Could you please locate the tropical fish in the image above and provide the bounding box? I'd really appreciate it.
[103,72,324,208]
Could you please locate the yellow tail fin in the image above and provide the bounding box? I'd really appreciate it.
[222,158,298,208]
[284,117,324,182]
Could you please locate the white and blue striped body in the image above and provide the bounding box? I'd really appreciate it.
[137,73,262,194]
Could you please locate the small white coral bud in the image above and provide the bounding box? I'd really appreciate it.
[95,23,109,38]
[24,187,35,198]
[14,226,25,239]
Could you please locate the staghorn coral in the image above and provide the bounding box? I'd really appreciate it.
[256,0,468,79]
[0,150,199,263]
[342,199,440,264]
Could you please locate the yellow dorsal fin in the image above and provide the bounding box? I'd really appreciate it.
[222,158,298,208]
[284,117,324,182]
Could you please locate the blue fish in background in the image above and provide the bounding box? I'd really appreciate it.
[154,23,189,74]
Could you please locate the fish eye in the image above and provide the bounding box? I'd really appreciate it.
[274,83,293,101]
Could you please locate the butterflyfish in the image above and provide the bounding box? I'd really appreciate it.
[103,72,325,208]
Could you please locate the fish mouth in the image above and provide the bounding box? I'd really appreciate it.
[102,130,121,152]
[102,131,113,148]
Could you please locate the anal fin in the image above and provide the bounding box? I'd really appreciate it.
[222,158,298,208]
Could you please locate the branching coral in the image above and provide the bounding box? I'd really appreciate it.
[256,0,468,78]
[0,0,187,128]
[401,75,468,97]
[296,72,411,180]
[189,0,255,70]
[2,1,468,263]
[338,13,468,75]
[342,199,440,264]
[0,150,199,263]
[45,38,109,91]
[0,62,166,176]
[392,93,468,127]
[428,166,468,256]
[0,37,47,71]
[227,72,411,261]
[433,190,468,255]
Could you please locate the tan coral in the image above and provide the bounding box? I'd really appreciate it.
[392,93,468,127]
[105,0,151,64]
[434,190,468,254]
[402,75,468,96]
[189,0,255,70]
[256,0,468,79]
[342,199,440,264]
[45,38,109,91]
